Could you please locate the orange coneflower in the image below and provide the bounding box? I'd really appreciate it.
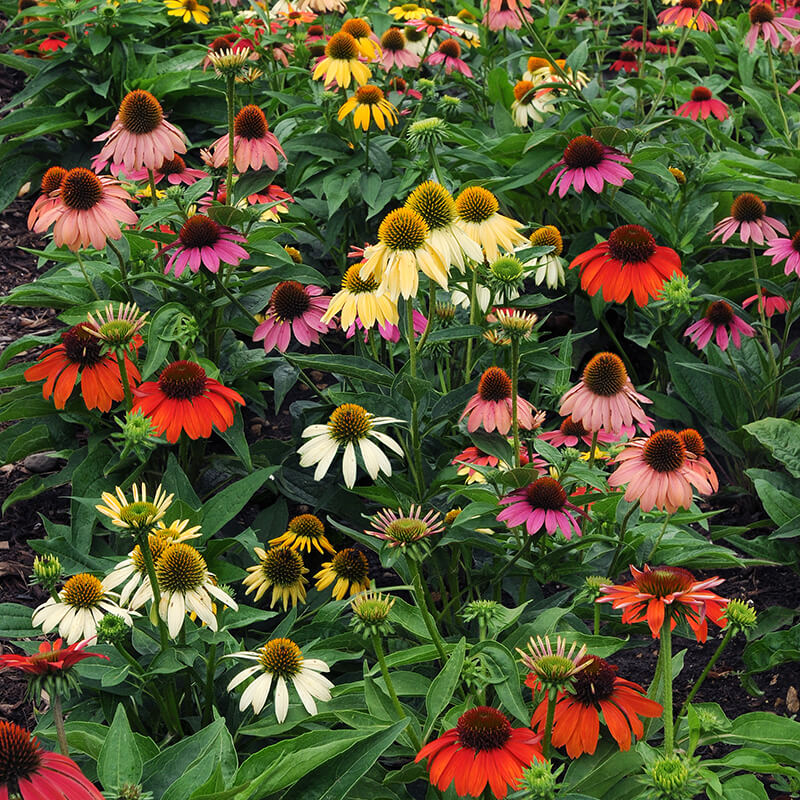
[27,166,66,230]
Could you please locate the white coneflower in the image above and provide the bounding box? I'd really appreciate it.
[95,483,174,533]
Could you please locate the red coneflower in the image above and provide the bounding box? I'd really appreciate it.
[710,192,788,245]
[0,638,108,676]
[211,105,285,173]
[657,0,717,31]
[24,323,140,412]
[545,135,633,198]
[539,415,618,448]
[132,360,245,443]
[415,706,545,798]
[611,51,638,72]
[569,224,683,306]
[622,25,648,49]
[675,86,729,120]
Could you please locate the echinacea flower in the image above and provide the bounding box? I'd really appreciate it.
[611,51,639,72]
[366,505,444,547]
[497,477,583,538]
[539,415,618,448]
[607,429,718,513]
[321,264,399,331]
[211,105,285,172]
[162,214,249,276]
[338,85,398,130]
[406,14,459,36]
[484,0,531,30]
[569,224,683,306]
[745,2,800,50]
[529,655,663,757]
[380,27,420,68]
[243,546,309,609]
[524,225,565,288]
[454,186,526,262]
[226,638,333,721]
[559,352,653,434]
[298,403,404,487]
[517,635,588,691]
[684,300,755,351]
[764,229,800,276]
[146,154,207,185]
[253,281,332,353]
[279,3,316,24]
[164,0,209,22]
[677,428,719,491]
[598,564,728,641]
[95,90,186,172]
[31,167,138,251]
[132,360,245,443]
[27,166,66,230]
[710,192,788,245]
[340,17,382,59]
[24,323,140,412]
[452,443,539,483]
[510,80,554,126]
[675,86,729,120]
[0,637,108,677]
[0,720,105,800]
[460,366,537,434]
[657,0,717,30]
[389,1,431,19]
[743,292,790,317]
[95,483,174,533]
[426,38,472,76]
[314,548,370,599]
[270,514,335,554]
[313,31,371,88]
[622,24,649,49]
[545,135,633,198]
[415,706,544,799]
[32,574,135,644]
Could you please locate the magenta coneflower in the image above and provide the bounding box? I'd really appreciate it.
[611,51,638,72]
[460,366,536,435]
[743,292,790,317]
[710,193,788,245]
[380,27,420,69]
[484,0,531,30]
[745,2,800,50]
[764,230,800,276]
[657,0,717,30]
[212,105,285,173]
[163,214,248,277]
[366,505,445,547]
[27,166,67,231]
[426,38,473,76]
[137,154,207,185]
[94,89,186,173]
[545,135,633,198]
[539,415,618,448]
[675,86,729,120]
[497,477,583,539]
[684,300,755,351]
[253,281,333,353]
[559,352,652,435]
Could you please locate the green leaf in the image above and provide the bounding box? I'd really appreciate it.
[97,705,142,790]
[285,354,396,387]
[0,603,37,637]
[744,418,800,477]
[566,40,589,71]
[141,303,187,379]
[749,477,800,527]
[471,640,529,724]
[424,637,466,738]
[742,623,800,675]
[200,468,278,539]
[717,775,769,800]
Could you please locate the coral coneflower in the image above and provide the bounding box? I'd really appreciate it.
[270,514,335,554]
[338,85,399,130]
[764,229,800,276]
[406,14,459,36]
[426,37,472,76]
[147,154,207,185]
[253,281,332,353]
[684,300,755,351]
[313,31,371,88]
[539,415,618,448]
[314,548,370,599]
[132,360,245,443]
[211,105,285,172]
[675,86,729,120]
[94,90,186,172]
[710,192,788,245]
[460,366,536,434]
[162,214,249,276]
[598,564,728,641]
[657,0,717,30]
[743,292,790,317]
[452,443,540,483]
[380,27,420,69]
[0,637,108,676]
[559,352,652,434]
[243,546,309,609]
[746,2,800,50]
[545,135,633,198]
[570,224,683,306]
[27,166,66,230]
[497,476,583,539]
[455,186,526,262]
[484,0,532,30]
[415,706,544,799]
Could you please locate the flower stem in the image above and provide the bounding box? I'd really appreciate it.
[511,337,521,468]
[767,45,792,144]
[593,602,601,636]
[136,530,169,650]
[587,430,599,468]
[608,502,638,579]
[542,687,557,758]
[679,627,733,718]
[75,251,101,301]
[147,169,159,207]
[660,616,674,755]
[225,74,236,205]
[106,238,131,299]
[406,299,426,502]
[116,351,133,412]
[646,513,671,562]
[202,643,218,726]
[364,126,371,171]
[464,264,480,381]
[749,242,779,389]
[52,693,69,755]
[408,558,447,663]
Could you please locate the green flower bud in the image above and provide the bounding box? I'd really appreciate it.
[518,759,562,799]
[31,554,62,592]
[723,599,757,631]
[96,614,130,646]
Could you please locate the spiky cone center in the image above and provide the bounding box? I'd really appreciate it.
[530,225,563,256]
[607,224,657,263]
[118,90,164,134]
[326,31,359,60]
[636,564,696,597]
[406,181,456,231]
[690,86,712,102]
[574,7,590,18]
[435,302,456,321]
[531,653,581,683]
[455,186,499,223]
[477,366,512,401]
[92,318,140,346]
[649,755,691,795]
[258,546,305,587]
[731,193,766,222]
[678,428,705,457]
[749,2,774,22]
[705,300,734,326]
[630,24,646,40]
[131,534,170,572]
[234,105,268,140]
[116,496,161,526]
[62,324,104,366]
[617,51,637,64]
[378,207,429,251]
[560,415,587,437]
[327,403,373,443]
[0,721,42,783]
[342,264,380,293]
[581,352,628,396]
[527,56,550,72]
[513,80,536,104]
[258,637,303,677]
[405,25,426,41]
[382,518,430,543]
[679,0,701,9]
[423,14,444,26]
[642,430,686,473]
[352,591,394,623]
[60,168,103,211]
[331,548,369,581]
[270,281,311,321]
[562,135,605,169]
[497,309,536,336]
[571,656,617,704]
[342,17,372,38]
[456,707,512,751]
[354,85,385,105]
[179,215,221,248]
[438,37,461,57]
[381,27,406,50]
[159,155,187,175]
[724,598,757,628]
[155,543,206,592]
[307,24,324,35]
[60,573,104,608]
[790,230,800,253]
[526,477,567,510]
[210,34,237,52]
[158,360,207,400]
[490,256,524,281]
[41,165,67,193]
[286,514,324,542]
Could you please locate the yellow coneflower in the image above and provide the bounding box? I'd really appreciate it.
[243,546,309,610]
[338,85,398,131]
[454,187,526,262]
[389,2,431,20]
[313,32,371,88]
[340,18,382,60]
[164,0,209,23]
[314,548,371,600]
[321,264,399,331]
[269,514,336,554]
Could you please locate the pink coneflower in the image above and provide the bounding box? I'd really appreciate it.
[211,105,285,173]
[380,27,420,69]
[539,415,618,448]
[387,76,423,99]
[710,192,788,245]
[608,430,718,512]
[675,86,729,120]
[33,167,138,251]
[611,51,638,72]
[657,0,717,30]
[27,166,66,231]
[745,3,800,50]
[406,15,459,36]
[622,25,648,49]
[460,366,536,435]
[426,38,472,75]
[497,477,583,539]
[684,300,756,351]
[94,90,186,173]
[366,505,444,547]
[559,352,652,435]
[346,310,426,343]
[452,444,541,483]
[253,281,333,353]
[764,230,800,276]
[127,154,208,185]
[484,0,531,30]
[163,214,248,277]
[545,135,633,198]
[743,292,790,317]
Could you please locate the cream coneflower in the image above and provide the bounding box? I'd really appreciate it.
[338,85,398,131]
[313,31,371,88]
[95,483,173,534]
[559,352,652,434]
[365,505,444,548]
[454,186,526,262]
[270,513,335,554]
[32,574,135,644]
[510,80,554,127]
[211,105,285,173]
[523,225,565,289]
[94,90,186,172]
[341,17,381,59]
[103,531,174,608]
[314,548,370,600]
[242,546,309,609]
[225,638,333,721]
[360,207,448,299]
[320,264,399,331]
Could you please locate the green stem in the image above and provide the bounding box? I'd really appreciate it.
[107,238,131,298]
[406,299,425,502]
[646,513,671,562]
[511,337,521,468]
[593,603,601,636]
[415,277,436,353]
[147,169,159,207]
[542,687,557,758]
[364,126,370,171]
[767,45,792,144]
[52,693,69,755]
[116,351,133,412]
[136,530,169,650]
[75,251,101,300]
[225,74,236,204]
[408,558,447,663]
[608,502,639,579]
[749,242,779,385]
[464,264,480,381]
[202,643,218,726]
[587,430,599,468]
[678,627,733,718]
[660,616,674,755]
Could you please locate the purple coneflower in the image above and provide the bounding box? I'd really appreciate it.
[253,281,333,353]
[545,135,633,198]
[684,300,755,351]
[709,192,788,245]
[497,477,583,539]
[163,214,248,276]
